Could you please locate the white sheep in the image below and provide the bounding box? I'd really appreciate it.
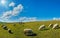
[39,25,45,30]
[8,29,13,34]
[52,23,59,29]
[24,29,32,31]
[24,29,33,36]
[24,29,33,33]
[48,24,53,28]
[2,25,8,30]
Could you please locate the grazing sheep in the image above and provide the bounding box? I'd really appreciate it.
[24,29,33,34]
[39,25,45,30]
[24,29,34,36]
[48,24,53,28]
[52,23,59,29]
[2,25,8,30]
[8,29,13,34]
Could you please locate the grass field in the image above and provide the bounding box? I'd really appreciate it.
[0,20,60,38]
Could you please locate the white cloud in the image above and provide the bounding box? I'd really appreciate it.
[0,17,38,22]
[12,4,23,16]
[19,17,38,22]
[1,4,23,19]
[53,17,60,20]
[9,2,15,7]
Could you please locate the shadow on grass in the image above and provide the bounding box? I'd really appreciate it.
[53,27,60,30]
[40,28,49,31]
[25,33,37,36]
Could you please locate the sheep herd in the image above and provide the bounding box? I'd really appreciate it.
[24,23,60,36]
[38,23,60,30]
[1,25,13,34]
[1,23,60,36]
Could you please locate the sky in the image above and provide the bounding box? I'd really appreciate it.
[0,0,60,22]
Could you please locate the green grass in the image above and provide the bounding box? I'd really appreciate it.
[0,20,60,38]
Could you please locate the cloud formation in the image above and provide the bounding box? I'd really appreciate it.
[19,17,38,22]
[1,4,23,19]
[53,17,60,20]
[9,2,15,7]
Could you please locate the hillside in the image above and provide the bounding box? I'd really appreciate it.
[0,20,60,38]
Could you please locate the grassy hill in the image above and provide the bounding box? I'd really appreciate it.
[0,20,60,38]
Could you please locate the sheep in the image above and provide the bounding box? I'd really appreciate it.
[2,25,8,30]
[48,24,53,28]
[24,29,34,36]
[52,23,59,29]
[24,29,32,31]
[24,29,37,36]
[8,29,13,34]
[24,29,33,34]
[39,25,45,30]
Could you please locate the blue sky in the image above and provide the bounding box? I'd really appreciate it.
[0,0,60,22]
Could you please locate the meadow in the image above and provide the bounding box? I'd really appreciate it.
[0,20,60,38]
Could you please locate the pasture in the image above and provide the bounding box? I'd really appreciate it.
[0,20,60,38]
